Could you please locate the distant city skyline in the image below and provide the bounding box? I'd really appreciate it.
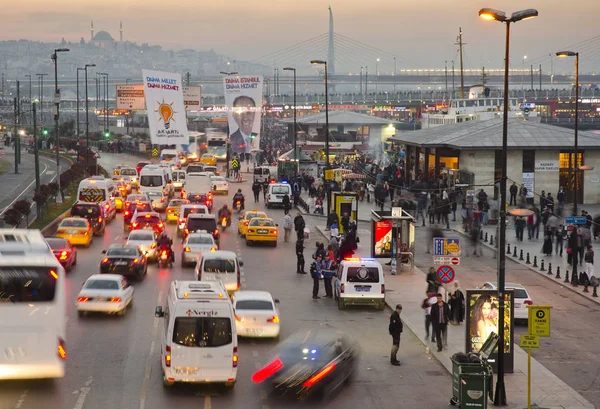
[2,0,599,74]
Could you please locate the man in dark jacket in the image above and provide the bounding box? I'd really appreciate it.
[296,239,306,274]
[429,293,450,352]
[252,181,261,203]
[509,182,518,206]
[389,304,403,366]
[282,193,291,214]
[294,212,305,241]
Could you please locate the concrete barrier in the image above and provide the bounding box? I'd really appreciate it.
[39,209,71,237]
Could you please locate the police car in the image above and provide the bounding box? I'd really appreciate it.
[333,258,385,310]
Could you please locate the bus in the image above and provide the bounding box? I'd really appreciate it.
[207,134,228,161]
[0,229,67,380]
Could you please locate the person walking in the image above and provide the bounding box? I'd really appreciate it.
[282,211,293,242]
[296,239,306,274]
[294,212,306,241]
[310,254,323,299]
[252,181,261,203]
[282,193,291,214]
[584,245,594,283]
[262,182,269,201]
[429,293,450,352]
[555,225,564,257]
[509,182,518,206]
[422,292,438,342]
[322,253,335,298]
[426,266,440,293]
[449,281,465,324]
[388,304,403,366]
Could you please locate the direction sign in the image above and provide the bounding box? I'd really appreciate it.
[528,305,552,337]
[519,334,539,349]
[152,148,159,157]
[565,216,587,225]
[433,237,461,257]
[433,256,460,266]
[436,265,455,284]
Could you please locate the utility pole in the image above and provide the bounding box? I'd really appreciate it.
[37,73,48,127]
[482,66,487,87]
[452,61,455,99]
[13,97,18,174]
[455,28,466,99]
[186,72,190,86]
[539,64,542,92]
[530,64,534,91]
[33,102,40,196]
[25,75,32,125]
[16,81,21,165]
[365,66,368,96]
[445,61,448,100]
[360,67,363,98]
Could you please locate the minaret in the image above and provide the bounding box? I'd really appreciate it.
[120,21,123,42]
[91,20,94,42]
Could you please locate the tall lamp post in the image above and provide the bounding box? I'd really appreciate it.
[310,60,330,220]
[76,68,85,138]
[37,73,48,127]
[25,75,32,125]
[283,67,297,162]
[99,73,109,136]
[84,64,96,174]
[52,47,70,204]
[478,7,538,406]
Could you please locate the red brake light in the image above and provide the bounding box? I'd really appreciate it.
[50,270,58,280]
[105,204,109,210]
[232,346,238,368]
[168,209,174,213]
[125,211,129,216]
[165,345,171,367]
[381,284,385,294]
[145,214,151,218]
[302,362,337,387]
[132,222,138,228]
[185,247,191,252]
[77,297,89,302]
[133,258,139,263]
[102,258,109,263]
[98,217,103,223]
[158,222,164,228]
[151,243,157,249]
[267,316,279,323]
[214,229,219,235]
[57,338,66,360]
[59,250,68,260]
[251,357,284,383]
[340,283,345,294]
[524,300,533,305]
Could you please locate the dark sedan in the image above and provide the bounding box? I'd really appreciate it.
[252,329,359,400]
[45,237,78,272]
[124,202,153,230]
[100,244,147,280]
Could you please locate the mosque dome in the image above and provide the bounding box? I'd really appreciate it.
[93,31,114,42]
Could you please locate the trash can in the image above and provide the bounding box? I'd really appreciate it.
[458,367,492,408]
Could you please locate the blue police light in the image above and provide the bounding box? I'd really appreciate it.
[310,349,317,354]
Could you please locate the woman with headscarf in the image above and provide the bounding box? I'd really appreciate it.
[448,281,465,324]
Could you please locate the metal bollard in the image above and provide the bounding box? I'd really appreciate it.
[513,246,517,257]
[555,266,561,279]
[540,259,545,271]
[564,270,570,283]
[533,256,538,268]
[484,232,488,242]
[583,282,589,293]
[480,230,484,240]
[506,243,511,255]
[526,253,531,264]
[519,249,524,261]
[593,286,598,298]
[547,263,553,275]
[490,235,494,246]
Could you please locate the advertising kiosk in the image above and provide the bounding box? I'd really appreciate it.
[370,208,415,273]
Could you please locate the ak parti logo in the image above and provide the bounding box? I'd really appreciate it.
[155,98,177,129]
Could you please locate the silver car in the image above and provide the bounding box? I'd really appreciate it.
[126,230,158,260]
[182,232,216,267]
[146,191,167,212]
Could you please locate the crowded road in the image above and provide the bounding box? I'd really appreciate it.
[0,153,452,409]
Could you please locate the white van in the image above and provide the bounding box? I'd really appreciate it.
[172,170,186,191]
[333,258,385,310]
[195,250,243,295]
[184,173,212,196]
[266,182,292,208]
[139,165,170,197]
[155,280,238,388]
[76,176,117,222]
[160,149,181,169]
[253,167,270,183]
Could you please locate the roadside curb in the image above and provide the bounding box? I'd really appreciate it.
[451,228,600,306]
[39,208,71,237]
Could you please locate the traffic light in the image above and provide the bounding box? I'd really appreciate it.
[42,128,49,136]
[104,131,110,138]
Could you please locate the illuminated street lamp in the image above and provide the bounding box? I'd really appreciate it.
[283,67,297,163]
[52,47,70,204]
[478,7,538,406]
[311,59,331,221]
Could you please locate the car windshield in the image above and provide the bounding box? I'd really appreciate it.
[182,207,206,218]
[212,177,225,182]
[46,239,68,250]
[346,267,380,283]
[128,195,147,202]
[245,213,263,220]
[0,267,57,303]
[140,175,163,187]
[85,280,120,290]
[250,219,274,227]
[120,169,136,176]
[107,247,138,257]
[128,232,154,241]
[187,165,203,173]
[203,259,236,273]
[271,186,290,194]
[60,219,88,228]
[147,192,163,199]
[136,215,161,223]
[135,203,153,212]
[188,236,214,245]
[173,317,232,348]
[512,289,528,298]
[187,218,216,231]
[235,300,273,310]
[72,204,100,217]
[169,200,185,207]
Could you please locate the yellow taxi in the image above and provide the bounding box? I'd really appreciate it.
[237,210,268,237]
[166,198,189,223]
[56,217,93,247]
[200,153,217,166]
[112,191,125,211]
[245,218,278,247]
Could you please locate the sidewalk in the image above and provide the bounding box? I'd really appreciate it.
[314,225,595,409]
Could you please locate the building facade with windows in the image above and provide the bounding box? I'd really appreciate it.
[389,118,600,204]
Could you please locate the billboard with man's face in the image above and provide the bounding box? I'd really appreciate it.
[223,76,263,154]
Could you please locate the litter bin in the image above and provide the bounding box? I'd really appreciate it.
[450,332,498,408]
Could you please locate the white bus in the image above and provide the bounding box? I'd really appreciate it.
[0,229,67,380]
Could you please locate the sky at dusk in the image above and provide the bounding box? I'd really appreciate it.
[2,0,599,73]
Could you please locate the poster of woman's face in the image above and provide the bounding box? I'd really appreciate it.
[466,290,512,354]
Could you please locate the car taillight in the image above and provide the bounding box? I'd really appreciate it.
[185,247,191,252]
[165,345,171,367]
[57,338,66,360]
[59,250,69,260]
[178,218,184,224]
[133,258,139,263]
[303,362,337,388]
[110,297,121,303]
[168,209,174,213]
[49,269,58,280]
[125,211,129,216]
[234,314,243,322]
[77,297,89,302]
[214,229,219,236]
[340,283,345,294]
[252,357,284,383]
[158,223,164,228]
[161,251,168,257]
[105,204,109,210]
[271,230,277,235]
[56,229,66,234]
[132,222,138,228]
[102,258,109,263]
[151,243,157,249]
[248,229,255,234]
[267,316,279,323]
[524,300,533,306]
[98,217,103,223]
[244,221,249,226]
[161,198,165,202]
[185,228,189,234]
[381,284,385,294]
[232,346,239,368]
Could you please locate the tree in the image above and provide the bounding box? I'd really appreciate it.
[13,200,31,226]
[58,120,75,139]
[3,208,22,227]
[48,183,59,197]
[40,184,51,197]
[32,193,47,219]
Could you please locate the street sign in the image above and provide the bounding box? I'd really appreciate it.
[433,256,460,266]
[519,334,539,349]
[528,305,552,337]
[565,216,587,225]
[391,207,403,218]
[436,265,455,284]
[152,148,159,157]
[324,169,334,181]
[433,237,461,256]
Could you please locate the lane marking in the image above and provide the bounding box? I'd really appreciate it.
[252,350,258,357]
[139,290,164,409]
[14,389,27,409]
[0,162,48,216]
[259,390,267,400]
[255,362,261,369]
[72,377,93,409]
[204,396,211,409]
